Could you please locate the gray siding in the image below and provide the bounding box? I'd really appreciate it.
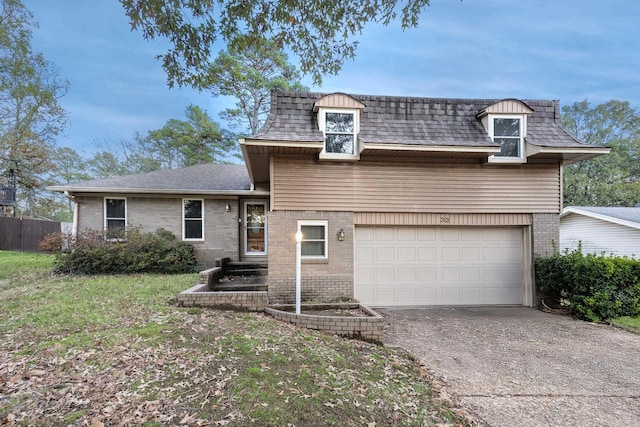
[560,214,640,258]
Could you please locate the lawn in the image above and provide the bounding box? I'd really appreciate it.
[610,316,640,333]
[0,250,469,426]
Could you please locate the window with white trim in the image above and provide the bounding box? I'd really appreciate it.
[489,115,525,162]
[297,220,328,259]
[104,197,126,240]
[183,199,204,240]
[319,108,359,159]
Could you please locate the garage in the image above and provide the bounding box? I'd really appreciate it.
[354,226,524,306]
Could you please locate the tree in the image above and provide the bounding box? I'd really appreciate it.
[561,100,640,206]
[0,0,68,215]
[138,104,239,168]
[120,0,431,87]
[204,35,308,135]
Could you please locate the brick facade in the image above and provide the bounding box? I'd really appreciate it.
[75,195,241,268]
[267,211,354,304]
[532,212,560,305]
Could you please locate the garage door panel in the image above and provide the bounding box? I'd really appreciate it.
[483,247,503,261]
[418,247,437,261]
[417,267,437,281]
[375,227,395,241]
[375,266,394,283]
[397,227,416,240]
[355,226,523,306]
[376,247,394,261]
[442,247,460,261]
[398,266,416,282]
[417,228,437,240]
[398,247,417,261]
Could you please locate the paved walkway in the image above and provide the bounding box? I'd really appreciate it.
[382,307,640,426]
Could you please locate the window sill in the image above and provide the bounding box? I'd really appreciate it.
[319,151,360,161]
[487,156,526,164]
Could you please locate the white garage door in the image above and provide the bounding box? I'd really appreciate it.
[355,226,523,306]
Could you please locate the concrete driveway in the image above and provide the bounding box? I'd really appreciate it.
[382,307,640,426]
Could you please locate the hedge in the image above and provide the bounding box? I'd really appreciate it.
[40,227,197,275]
[535,246,640,322]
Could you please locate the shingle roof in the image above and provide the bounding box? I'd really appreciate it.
[48,163,252,194]
[563,206,640,227]
[252,91,597,149]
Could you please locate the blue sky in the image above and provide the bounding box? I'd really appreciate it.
[23,0,640,155]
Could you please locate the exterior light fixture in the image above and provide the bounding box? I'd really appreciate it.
[337,228,345,241]
[225,204,231,212]
[295,230,303,315]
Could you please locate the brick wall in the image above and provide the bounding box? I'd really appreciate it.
[265,304,384,344]
[532,212,560,305]
[177,284,267,311]
[75,195,240,268]
[267,211,354,304]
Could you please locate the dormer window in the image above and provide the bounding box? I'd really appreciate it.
[492,116,524,159]
[477,99,533,164]
[323,110,356,155]
[313,93,365,160]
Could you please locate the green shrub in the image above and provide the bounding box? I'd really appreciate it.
[536,246,640,322]
[41,227,197,275]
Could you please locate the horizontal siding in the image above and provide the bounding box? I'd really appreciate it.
[560,214,640,258]
[272,158,560,213]
[354,212,532,226]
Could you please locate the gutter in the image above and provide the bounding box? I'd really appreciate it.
[48,186,270,197]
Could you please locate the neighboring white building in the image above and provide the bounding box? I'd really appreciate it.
[560,207,640,258]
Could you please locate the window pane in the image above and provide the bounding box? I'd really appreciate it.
[184,199,202,218]
[325,112,354,133]
[325,134,354,154]
[106,199,125,218]
[301,225,325,240]
[302,241,325,256]
[494,118,520,137]
[185,220,203,239]
[495,138,520,157]
[106,219,125,239]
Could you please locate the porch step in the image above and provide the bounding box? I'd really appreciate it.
[225,261,268,277]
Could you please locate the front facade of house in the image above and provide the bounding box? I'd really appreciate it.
[560,207,640,258]
[50,91,607,307]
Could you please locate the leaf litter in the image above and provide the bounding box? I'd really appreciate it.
[1,299,470,426]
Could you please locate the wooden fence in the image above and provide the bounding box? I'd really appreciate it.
[0,217,61,252]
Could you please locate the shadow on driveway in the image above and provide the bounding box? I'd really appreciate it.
[382,306,640,426]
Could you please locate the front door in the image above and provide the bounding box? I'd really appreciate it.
[244,201,267,256]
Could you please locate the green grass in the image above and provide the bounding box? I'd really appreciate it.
[0,250,469,426]
[0,250,54,279]
[611,316,640,332]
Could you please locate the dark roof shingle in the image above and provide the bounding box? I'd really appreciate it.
[252,91,597,149]
[49,163,251,193]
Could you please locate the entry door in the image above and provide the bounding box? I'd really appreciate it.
[244,201,267,256]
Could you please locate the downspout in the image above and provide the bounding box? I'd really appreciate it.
[64,191,78,237]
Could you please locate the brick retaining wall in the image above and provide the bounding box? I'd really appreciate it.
[265,304,384,344]
[177,284,268,311]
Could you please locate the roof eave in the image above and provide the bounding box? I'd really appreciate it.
[561,207,640,230]
[47,186,268,197]
[526,145,611,165]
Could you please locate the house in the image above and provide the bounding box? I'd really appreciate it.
[49,91,608,307]
[560,206,640,258]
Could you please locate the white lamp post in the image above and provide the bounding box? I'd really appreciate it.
[295,230,303,315]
